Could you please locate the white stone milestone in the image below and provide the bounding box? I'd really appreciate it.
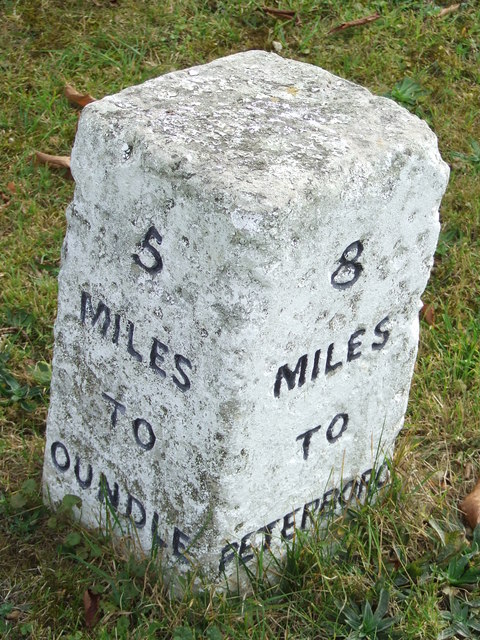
[43,51,449,583]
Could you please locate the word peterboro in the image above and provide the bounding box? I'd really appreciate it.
[48,438,389,572]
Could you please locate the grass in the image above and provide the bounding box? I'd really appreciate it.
[1,0,480,637]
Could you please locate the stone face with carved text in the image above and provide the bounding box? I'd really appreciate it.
[43,51,449,583]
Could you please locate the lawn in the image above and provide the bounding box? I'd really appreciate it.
[1,1,480,638]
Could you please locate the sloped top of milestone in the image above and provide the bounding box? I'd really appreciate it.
[76,50,445,200]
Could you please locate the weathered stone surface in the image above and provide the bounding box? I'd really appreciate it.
[43,51,449,583]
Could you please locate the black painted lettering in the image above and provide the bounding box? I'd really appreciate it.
[357,469,372,500]
[74,456,93,489]
[133,418,156,451]
[112,313,121,344]
[376,461,390,488]
[149,338,167,377]
[51,441,70,472]
[239,531,255,564]
[97,474,119,510]
[281,508,301,540]
[101,393,126,427]
[173,527,191,563]
[325,343,342,374]
[331,240,364,290]
[80,291,111,336]
[126,494,146,528]
[318,487,340,513]
[326,413,348,444]
[127,321,143,362]
[274,354,308,398]
[358,463,389,501]
[151,512,167,550]
[256,519,280,551]
[372,316,390,351]
[219,542,239,573]
[172,354,192,392]
[132,225,163,274]
[347,329,365,362]
[311,348,321,380]
[296,424,322,460]
[338,479,357,507]
[301,498,320,529]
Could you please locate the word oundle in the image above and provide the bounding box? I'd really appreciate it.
[50,440,191,561]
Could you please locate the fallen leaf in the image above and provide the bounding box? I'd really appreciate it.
[262,6,301,25]
[34,151,71,171]
[328,12,380,34]
[460,478,480,529]
[436,3,461,18]
[262,6,295,19]
[5,609,21,622]
[83,588,101,629]
[64,84,96,108]
[420,303,435,326]
[7,181,16,194]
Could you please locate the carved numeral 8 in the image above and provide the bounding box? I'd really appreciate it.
[331,240,364,290]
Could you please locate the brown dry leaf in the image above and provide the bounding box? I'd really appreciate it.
[35,151,71,170]
[262,6,296,19]
[436,3,461,18]
[83,588,101,629]
[420,303,435,326]
[262,6,301,24]
[65,84,96,108]
[7,181,16,194]
[328,12,380,34]
[5,609,21,622]
[460,478,480,529]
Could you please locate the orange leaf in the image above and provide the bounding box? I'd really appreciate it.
[7,181,16,194]
[460,479,480,529]
[328,12,380,34]
[420,303,435,326]
[83,588,101,629]
[65,84,96,108]
[35,151,71,170]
